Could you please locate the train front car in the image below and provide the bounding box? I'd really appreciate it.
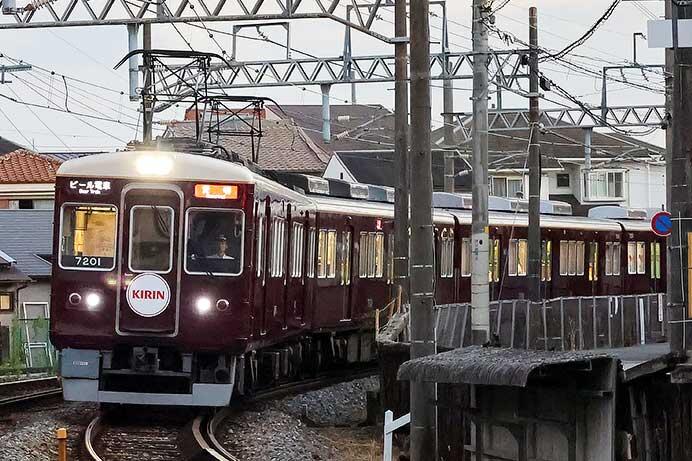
[50,151,254,406]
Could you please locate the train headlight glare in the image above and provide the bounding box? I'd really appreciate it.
[136,154,173,176]
[196,297,212,315]
[85,293,101,309]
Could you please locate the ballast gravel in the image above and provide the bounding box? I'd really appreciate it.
[0,401,98,461]
[220,376,381,461]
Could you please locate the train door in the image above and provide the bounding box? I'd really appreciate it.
[117,185,182,335]
[253,201,268,336]
[649,239,663,293]
[265,207,288,335]
[587,241,600,296]
[341,227,354,321]
[285,214,307,330]
[540,239,553,300]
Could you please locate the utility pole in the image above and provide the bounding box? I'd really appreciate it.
[409,0,436,458]
[471,0,490,344]
[527,7,541,302]
[142,23,154,144]
[667,0,692,354]
[394,0,410,304]
[443,12,455,193]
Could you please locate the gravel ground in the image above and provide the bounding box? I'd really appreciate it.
[220,376,382,461]
[0,400,98,461]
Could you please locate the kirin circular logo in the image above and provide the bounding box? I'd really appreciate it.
[126,273,171,318]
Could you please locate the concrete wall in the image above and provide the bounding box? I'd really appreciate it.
[17,281,51,318]
[627,163,666,211]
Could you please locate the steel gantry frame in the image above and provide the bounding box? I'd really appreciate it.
[0,0,392,41]
[151,50,529,111]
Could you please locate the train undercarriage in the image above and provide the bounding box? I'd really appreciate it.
[60,330,375,406]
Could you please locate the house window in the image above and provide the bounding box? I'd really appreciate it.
[557,173,570,188]
[651,242,661,279]
[492,177,524,198]
[508,239,528,276]
[489,239,500,282]
[541,240,552,282]
[586,170,625,200]
[605,242,621,276]
[0,293,13,311]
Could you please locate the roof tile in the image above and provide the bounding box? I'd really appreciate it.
[0,149,62,184]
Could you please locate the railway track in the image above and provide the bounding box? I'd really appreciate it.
[83,365,378,461]
[0,376,62,408]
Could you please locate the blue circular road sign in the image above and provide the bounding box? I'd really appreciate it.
[651,211,672,237]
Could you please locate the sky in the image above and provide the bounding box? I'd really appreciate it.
[0,0,667,152]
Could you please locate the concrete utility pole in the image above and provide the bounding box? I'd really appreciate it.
[394,0,410,304]
[142,23,154,144]
[409,0,436,457]
[443,18,455,193]
[667,0,692,354]
[471,0,490,343]
[527,7,541,302]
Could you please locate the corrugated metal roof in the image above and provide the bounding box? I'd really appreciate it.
[0,210,53,277]
[397,346,611,387]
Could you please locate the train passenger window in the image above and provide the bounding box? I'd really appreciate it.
[637,242,646,275]
[588,242,598,281]
[651,242,661,279]
[130,205,174,273]
[185,208,245,276]
[359,232,369,278]
[387,234,394,284]
[559,240,584,276]
[341,231,352,284]
[291,223,305,278]
[627,242,637,274]
[256,215,265,278]
[508,239,527,276]
[317,230,337,278]
[461,238,471,278]
[439,230,455,278]
[306,228,316,278]
[489,239,500,282]
[270,218,286,278]
[605,242,621,276]
[576,241,585,276]
[59,204,117,271]
[374,233,385,278]
[541,241,552,282]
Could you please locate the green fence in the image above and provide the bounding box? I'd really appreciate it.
[0,317,57,376]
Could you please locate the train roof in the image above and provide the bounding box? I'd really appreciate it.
[442,208,623,232]
[56,150,257,184]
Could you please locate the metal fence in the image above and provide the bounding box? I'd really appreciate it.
[0,302,56,374]
[434,294,667,351]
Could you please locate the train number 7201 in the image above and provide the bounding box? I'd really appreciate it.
[75,256,103,267]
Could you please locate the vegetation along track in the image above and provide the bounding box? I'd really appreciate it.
[0,376,62,408]
[83,365,378,461]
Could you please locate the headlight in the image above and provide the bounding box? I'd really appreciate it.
[85,293,101,309]
[136,154,173,176]
[196,297,212,315]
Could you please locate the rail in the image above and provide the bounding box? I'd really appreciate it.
[0,376,61,407]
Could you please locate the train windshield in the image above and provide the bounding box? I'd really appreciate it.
[59,205,117,271]
[129,206,174,273]
[185,208,244,276]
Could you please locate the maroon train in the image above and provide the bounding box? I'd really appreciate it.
[50,150,665,406]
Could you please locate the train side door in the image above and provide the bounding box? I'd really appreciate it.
[341,227,354,321]
[117,185,182,335]
[265,206,288,335]
[253,201,268,336]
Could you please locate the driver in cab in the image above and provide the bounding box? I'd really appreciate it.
[208,235,234,260]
